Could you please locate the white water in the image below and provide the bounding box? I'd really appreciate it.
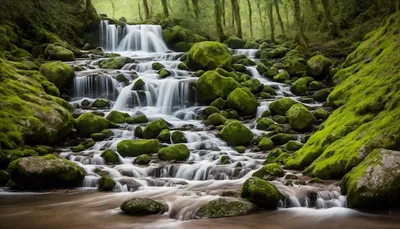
[58,21,348,220]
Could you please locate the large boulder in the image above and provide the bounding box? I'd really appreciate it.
[171,131,187,143]
[205,113,226,126]
[75,113,114,137]
[269,98,298,115]
[291,78,310,95]
[307,55,332,78]
[158,144,190,161]
[194,197,257,218]
[256,118,274,130]
[187,41,232,71]
[224,36,244,49]
[286,104,315,131]
[258,137,274,150]
[7,154,85,190]
[241,177,281,209]
[101,149,120,164]
[39,62,75,92]
[106,110,130,124]
[44,44,75,61]
[98,175,115,191]
[341,149,400,209]
[227,88,259,116]
[121,198,168,215]
[241,78,264,94]
[117,139,160,157]
[220,121,253,146]
[142,119,169,139]
[196,71,240,104]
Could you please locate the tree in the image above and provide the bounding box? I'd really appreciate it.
[214,0,225,41]
[267,1,275,42]
[137,1,143,21]
[192,0,200,19]
[161,0,169,16]
[247,0,254,37]
[275,0,285,37]
[110,0,115,18]
[309,0,322,21]
[293,0,309,49]
[321,0,340,37]
[222,0,227,26]
[231,0,243,38]
[143,0,150,19]
[255,0,267,37]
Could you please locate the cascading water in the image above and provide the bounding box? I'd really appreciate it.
[61,20,349,220]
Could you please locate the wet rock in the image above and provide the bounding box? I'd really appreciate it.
[291,77,310,95]
[210,98,226,110]
[205,113,226,126]
[258,137,274,150]
[135,154,152,165]
[158,144,190,161]
[241,177,281,209]
[171,131,188,143]
[187,41,232,71]
[256,63,268,75]
[99,56,133,69]
[308,178,323,184]
[227,88,259,116]
[267,67,279,78]
[134,126,143,138]
[220,121,253,146]
[195,197,257,218]
[270,133,297,145]
[158,69,171,78]
[143,119,169,139]
[234,146,246,153]
[272,115,287,124]
[285,174,298,180]
[308,81,323,91]
[101,149,120,164]
[286,104,315,131]
[244,41,260,49]
[307,55,332,79]
[285,140,304,151]
[116,74,129,84]
[98,175,115,191]
[121,198,168,215]
[224,36,244,49]
[253,163,284,180]
[132,79,145,90]
[220,155,231,164]
[273,71,290,83]
[72,139,95,152]
[269,98,298,115]
[106,110,130,124]
[152,62,165,70]
[44,44,75,61]
[7,154,85,190]
[204,106,220,117]
[76,113,115,137]
[39,61,75,93]
[117,139,160,157]
[92,99,111,109]
[312,89,331,102]
[313,108,330,120]
[232,64,247,72]
[241,78,264,94]
[157,129,171,143]
[261,110,271,117]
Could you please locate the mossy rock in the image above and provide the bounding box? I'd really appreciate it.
[174,42,191,52]
[33,145,54,155]
[256,118,274,130]
[272,115,287,124]
[267,67,279,78]
[220,155,231,164]
[194,197,257,218]
[76,113,114,137]
[106,111,130,124]
[121,198,168,215]
[132,115,148,123]
[101,149,120,164]
[283,56,307,77]
[187,41,232,71]
[261,110,271,117]
[196,70,240,104]
[244,41,260,49]
[152,62,165,71]
[98,175,115,191]
[171,131,187,143]
[241,177,281,209]
[157,129,171,143]
[158,144,190,161]
[39,61,75,92]
[134,126,143,138]
[312,89,331,102]
[132,79,145,90]
[224,36,244,49]
[269,47,289,58]
[178,62,189,70]
[142,119,169,139]
[264,148,283,164]
[273,71,290,83]
[117,139,160,157]
[269,98,298,115]
[307,55,332,79]
[210,98,226,110]
[227,88,258,116]
[270,133,297,146]
[308,81,323,91]
[232,64,247,72]
[263,85,277,95]
[291,78,309,95]
[313,108,330,120]
[135,154,152,165]
[256,63,268,75]
[204,106,221,117]
[253,163,284,180]
[92,99,111,109]
[194,70,205,77]
[220,121,253,146]
[241,78,263,94]
[205,113,226,126]
[7,154,85,190]
[44,44,75,61]
[258,137,274,150]
[72,139,95,152]
[286,104,315,131]
[234,146,246,153]
[285,141,303,151]
[116,74,130,84]
[99,57,133,69]
[91,129,114,141]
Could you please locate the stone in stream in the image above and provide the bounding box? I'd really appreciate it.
[117,139,160,157]
[291,77,310,95]
[132,79,145,90]
[152,62,165,70]
[273,71,290,83]
[253,163,284,180]
[194,197,257,219]
[91,129,114,141]
[7,154,85,190]
[157,129,171,143]
[142,119,169,139]
[241,177,281,209]
[285,141,304,152]
[98,175,115,191]
[92,99,111,109]
[256,117,274,130]
[220,121,253,146]
[106,110,130,124]
[39,61,75,93]
[286,104,315,131]
[269,98,298,116]
[307,55,332,79]
[312,89,331,102]
[99,56,133,69]
[171,131,188,143]
[313,108,330,120]
[210,98,226,110]
[205,113,226,126]
[224,36,244,49]
[158,144,190,161]
[258,137,275,150]
[203,106,221,117]
[121,198,168,216]
[44,44,75,61]
[187,41,232,71]
[270,133,297,146]
[135,154,152,165]
[72,139,95,152]
[227,88,259,116]
[75,113,116,137]
[241,78,264,94]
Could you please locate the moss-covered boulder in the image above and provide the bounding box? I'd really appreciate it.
[98,175,115,191]
[232,64,247,72]
[142,119,169,139]
[211,98,226,110]
[158,69,171,78]
[132,79,145,90]
[285,141,304,151]
[220,121,253,146]
[241,177,281,209]
[194,197,257,218]
[101,149,120,164]
[227,88,258,116]
[158,144,190,161]
[106,110,130,124]
[244,41,260,49]
[117,139,160,157]
[39,61,75,93]
[224,36,244,49]
[286,104,315,131]
[256,63,269,75]
[44,44,75,61]
[187,41,232,71]
[307,55,332,78]
[99,57,133,69]
[256,117,274,130]
[121,198,168,215]
[313,108,330,120]
[157,129,171,143]
[312,89,331,102]
[152,62,165,70]
[241,78,263,94]
[341,149,400,209]
[91,129,114,141]
[204,106,220,117]
[269,98,298,115]
[273,71,290,83]
[253,163,284,180]
[205,113,226,126]
[291,78,310,95]
[135,154,152,165]
[132,115,148,123]
[171,131,187,143]
[7,154,85,190]
[270,133,297,146]
[76,113,114,137]
[197,70,241,104]
[309,81,323,91]
[258,137,274,150]
[267,67,279,78]
[92,99,111,109]
[134,126,143,138]
[72,139,95,152]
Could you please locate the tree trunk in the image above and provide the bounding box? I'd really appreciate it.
[247,0,254,37]
[214,0,225,41]
[275,0,285,37]
[222,0,226,26]
[161,0,169,16]
[293,0,309,49]
[284,2,290,29]
[142,0,150,19]
[109,0,115,18]
[255,0,266,37]
[191,0,200,19]
[267,3,275,42]
[309,0,322,21]
[138,1,143,21]
[321,0,340,37]
[231,2,236,34]
[185,0,190,11]
[231,0,243,38]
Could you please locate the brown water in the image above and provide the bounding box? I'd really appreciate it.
[0,190,399,229]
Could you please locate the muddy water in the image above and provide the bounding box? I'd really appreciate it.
[0,191,399,229]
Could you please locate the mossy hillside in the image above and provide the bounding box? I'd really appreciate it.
[187,41,232,71]
[0,58,74,149]
[285,14,400,179]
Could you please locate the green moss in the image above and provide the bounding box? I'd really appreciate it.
[174,42,191,52]
[72,139,95,152]
[227,88,259,116]
[286,104,315,131]
[291,78,309,95]
[134,126,143,138]
[44,44,75,61]
[267,67,279,78]
[132,115,148,123]
[269,98,298,116]
[152,62,165,70]
[256,63,268,75]
[194,70,205,77]
[39,61,74,93]
[187,41,232,71]
[244,41,260,49]
[76,113,114,137]
[263,85,277,95]
[232,64,247,72]
[158,69,170,78]
[220,121,253,146]
[117,139,160,157]
[195,197,257,218]
[234,146,246,153]
[157,129,171,143]
[92,99,111,109]
[211,98,226,110]
[270,133,297,146]
[204,106,220,117]
[253,163,284,180]
[241,78,263,94]
[273,71,290,83]
[308,81,323,91]
[121,198,168,216]
[158,144,190,161]
[241,177,281,209]
[98,175,115,191]
[312,89,331,102]
[33,145,54,155]
[106,110,130,124]
[224,36,244,49]
[307,55,332,78]
[285,141,304,152]
[135,154,152,165]
[272,115,287,124]
[101,149,120,164]
[256,118,274,130]
[171,131,187,143]
[142,119,169,139]
[196,70,241,104]
[313,108,330,120]
[205,113,226,126]
[91,129,113,141]
[258,137,274,150]
[99,57,133,69]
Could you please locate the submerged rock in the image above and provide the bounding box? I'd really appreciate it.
[241,177,281,209]
[121,198,168,215]
[7,154,85,190]
[195,197,257,218]
[220,121,253,146]
[187,41,232,71]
